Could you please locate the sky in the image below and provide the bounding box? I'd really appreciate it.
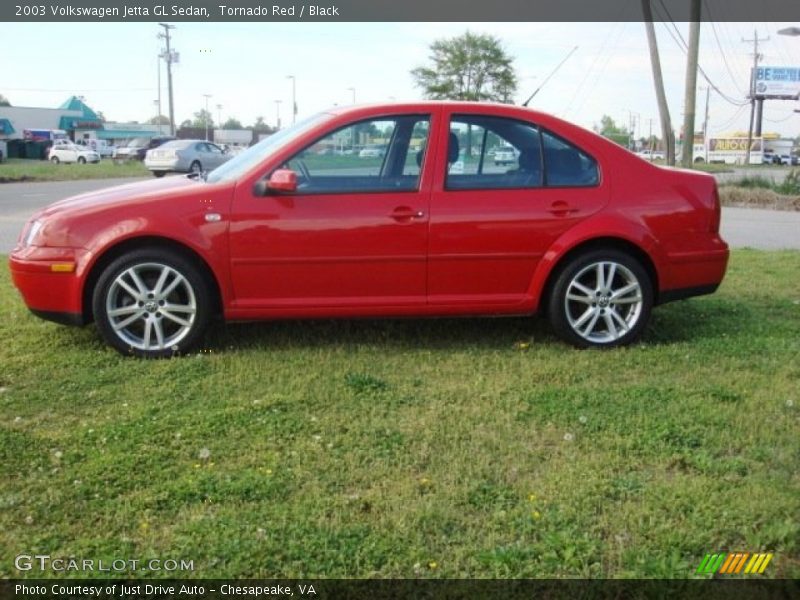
[2,21,799,139]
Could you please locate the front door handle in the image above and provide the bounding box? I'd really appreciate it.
[390,207,425,221]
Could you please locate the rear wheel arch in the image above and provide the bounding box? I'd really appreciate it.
[539,237,659,314]
[82,236,223,324]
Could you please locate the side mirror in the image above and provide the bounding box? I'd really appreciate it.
[255,168,298,196]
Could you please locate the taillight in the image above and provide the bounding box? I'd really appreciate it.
[710,185,721,233]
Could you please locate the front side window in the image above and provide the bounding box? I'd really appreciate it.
[282,115,431,194]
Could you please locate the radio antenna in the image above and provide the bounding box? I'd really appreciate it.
[522,46,579,107]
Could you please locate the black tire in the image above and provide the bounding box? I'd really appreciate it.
[547,249,653,348]
[152,171,166,178]
[92,248,212,358]
[50,156,60,164]
[78,156,86,164]
[190,161,202,175]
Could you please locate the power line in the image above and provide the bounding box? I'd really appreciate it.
[652,2,748,107]
[704,1,746,95]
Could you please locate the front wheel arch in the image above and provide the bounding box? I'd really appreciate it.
[82,237,222,325]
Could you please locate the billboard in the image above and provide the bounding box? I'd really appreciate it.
[709,137,763,152]
[753,66,800,99]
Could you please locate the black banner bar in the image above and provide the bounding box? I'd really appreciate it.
[2,579,799,600]
[2,0,800,22]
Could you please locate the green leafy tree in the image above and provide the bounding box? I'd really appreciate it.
[148,115,171,125]
[411,32,518,103]
[222,117,243,129]
[595,115,630,147]
[0,94,10,107]
[252,116,270,132]
[191,109,214,129]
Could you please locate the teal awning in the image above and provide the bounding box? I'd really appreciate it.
[0,118,15,135]
[96,129,160,139]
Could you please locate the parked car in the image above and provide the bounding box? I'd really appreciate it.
[114,136,176,161]
[761,151,781,165]
[0,140,6,163]
[10,101,729,357]
[144,140,232,177]
[48,142,99,164]
[777,154,795,166]
[494,145,517,166]
[636,149,665,161]
[80,138,115,158]
[358,145,385,158]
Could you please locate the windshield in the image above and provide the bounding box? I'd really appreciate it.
[205,112,331,184]
[127,138,148,148]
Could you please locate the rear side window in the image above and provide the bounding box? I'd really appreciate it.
[445,115,598,190]
[541,130,599,187]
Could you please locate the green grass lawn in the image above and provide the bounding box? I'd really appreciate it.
[0,158,149,182]
[0,250,798,579]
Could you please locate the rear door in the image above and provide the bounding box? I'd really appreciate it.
[428,110,608,307]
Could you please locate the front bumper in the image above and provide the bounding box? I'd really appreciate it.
[9,246,90,325]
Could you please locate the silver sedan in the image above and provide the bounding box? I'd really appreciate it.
[144,140,232,177]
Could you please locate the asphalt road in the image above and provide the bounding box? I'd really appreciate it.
[0,177,798,253]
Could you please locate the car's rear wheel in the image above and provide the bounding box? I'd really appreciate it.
[152,171,166,178]
[78,156,86,164]
[92,249,212,358]
[547,249,653,348]
[50,156,59,164]
[190,161,202,175]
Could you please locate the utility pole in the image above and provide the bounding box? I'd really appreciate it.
[216,104,222,129]
[743,30,769,165]
[702,86,710,143]
[203,94,212,141]
[158,23,177,136]
[287,75,297,124]
[680,0,701,167]
[156,48,162,129]
[274,100,282,130]
[642,1,675,165]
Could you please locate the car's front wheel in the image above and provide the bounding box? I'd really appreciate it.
[152,171,166,178]
[547,249,653,348]
[92,249,212,357]
[78,156,86,164]
[50,156,59,164]
[189,161,202,175]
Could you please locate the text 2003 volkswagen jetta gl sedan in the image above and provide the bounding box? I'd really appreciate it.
[10,102,729,357]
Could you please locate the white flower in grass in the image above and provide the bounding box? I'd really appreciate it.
[198,448,211,460]
[14,416,22,423]
[563,433,574,442]
[24,515,34,525]
[786,399,794,408]
[578,415,588,424]
[53,450,63,459]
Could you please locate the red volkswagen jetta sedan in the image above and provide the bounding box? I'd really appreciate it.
[10,102,729,357]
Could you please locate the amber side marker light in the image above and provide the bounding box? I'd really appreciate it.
[50,263,76,273]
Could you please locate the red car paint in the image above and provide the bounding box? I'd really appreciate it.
[10,102,728,345]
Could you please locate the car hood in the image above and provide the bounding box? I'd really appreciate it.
[37,176,201,220]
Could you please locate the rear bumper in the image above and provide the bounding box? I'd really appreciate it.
[658,237,729,304]
[8,248,89,325]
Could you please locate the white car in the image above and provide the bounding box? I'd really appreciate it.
[48,142,100,164]
[494,145,517,166]
[358,146,385,158]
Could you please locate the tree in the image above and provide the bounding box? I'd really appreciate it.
[411,32,517,103]
[595,115,630,148]
[251,116,272,133]
[179,119,192,129]
[0,94,10,107]
[191,109,214,129]
[148,115,171,125]
[95,111,107,122]
[222,117,243,129]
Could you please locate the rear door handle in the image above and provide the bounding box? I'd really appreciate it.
[548,201,579,216]
[390,207,425,221]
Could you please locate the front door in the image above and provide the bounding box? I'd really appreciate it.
[228,114,434,311]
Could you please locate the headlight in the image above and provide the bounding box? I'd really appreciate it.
[24,220,43,247]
